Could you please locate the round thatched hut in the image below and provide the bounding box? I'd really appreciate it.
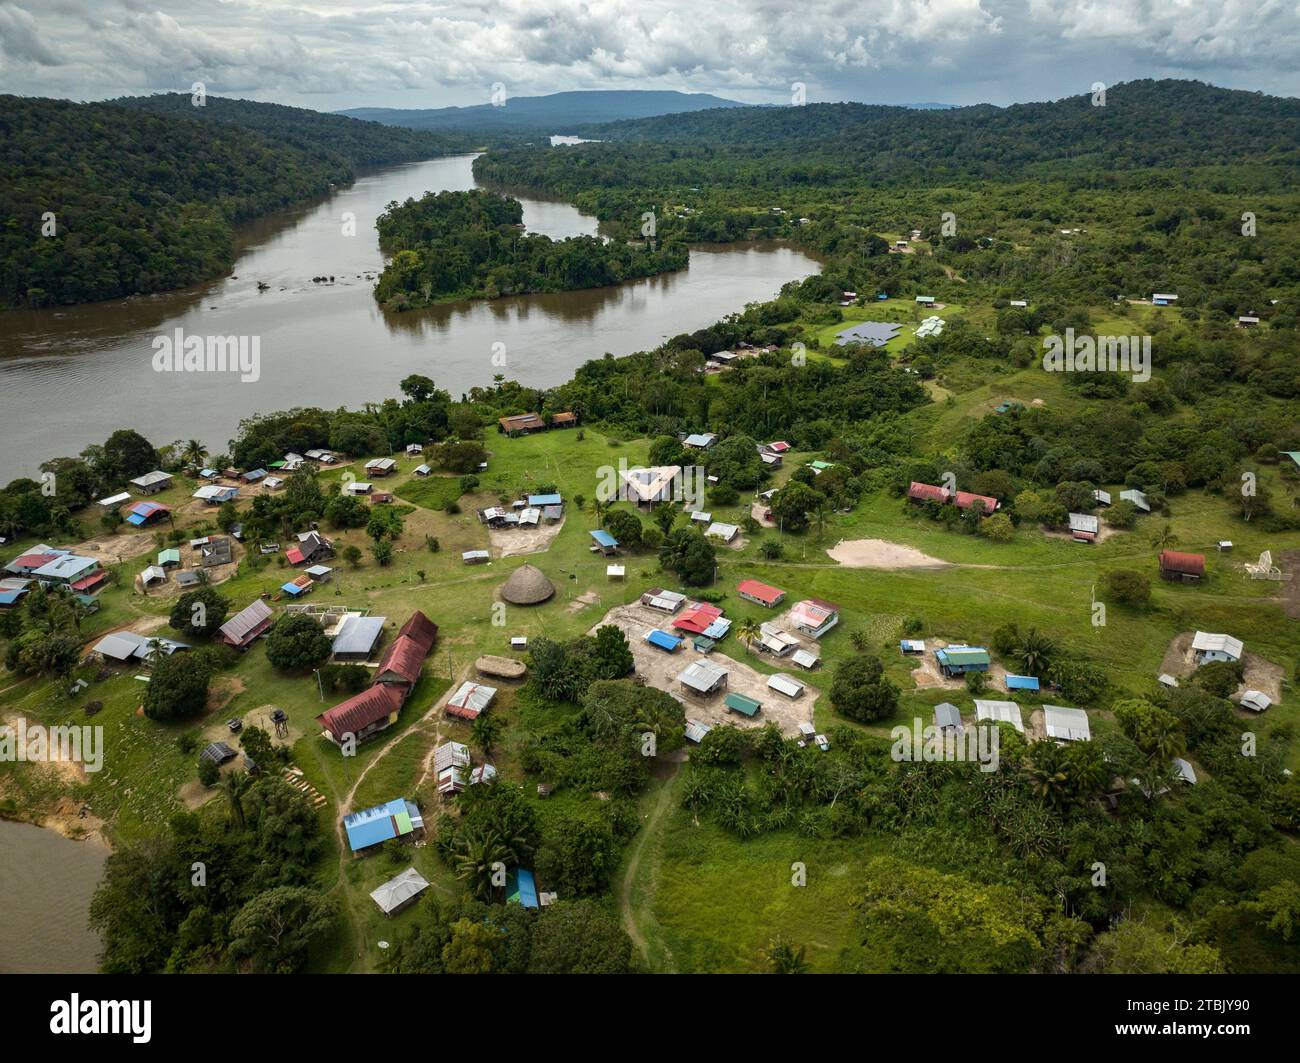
[499,563,555,605]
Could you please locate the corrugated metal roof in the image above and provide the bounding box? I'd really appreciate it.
[332,615,386,657]
[1043,705,1090,742]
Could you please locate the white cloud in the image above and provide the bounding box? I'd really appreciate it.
[0,0,1295,107]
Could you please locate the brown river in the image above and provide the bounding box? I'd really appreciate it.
[0,149,820,969]
[0,152,820,479]
[0,818,107,973]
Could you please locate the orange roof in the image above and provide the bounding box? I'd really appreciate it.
[1160,550,1205,575]
[907,481,949,503]
[316,684,403,741]
[737,579,784,606]
[396,611,438,657]
[374,635,424,687]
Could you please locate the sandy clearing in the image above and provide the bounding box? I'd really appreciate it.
[827,538,952,569]
[907,637,1010,692]
[750,501,777,528]
[1159,631,1284,706]
[590,602,818,737]
[70,529,157,564]
[489,517,566,558]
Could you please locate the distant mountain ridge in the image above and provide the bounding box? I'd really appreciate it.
[337,90,746,132]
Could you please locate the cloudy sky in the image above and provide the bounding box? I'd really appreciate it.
[1,0,1296,111]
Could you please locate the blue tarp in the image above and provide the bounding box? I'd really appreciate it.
[1006,674,1040,691]
[281,581,308,596]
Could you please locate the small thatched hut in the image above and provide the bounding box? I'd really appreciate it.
[499,563,555,606]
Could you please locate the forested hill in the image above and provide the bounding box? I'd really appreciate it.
[0,95,462,309]
[115,93,481,165]
[339,89,745,132]
[557,79,1300,185]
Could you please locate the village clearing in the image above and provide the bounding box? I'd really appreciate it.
[591,603,818,737]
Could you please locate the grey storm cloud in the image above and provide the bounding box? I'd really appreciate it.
[0,0,1295,107]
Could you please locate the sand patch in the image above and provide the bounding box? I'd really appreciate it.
[568,590,602,614]
[70,529,157,564]
[750,502,777,529]
[590,603,817,737]
[827,538,952,569]
[490,517,566,558]
[907,637,1010,691]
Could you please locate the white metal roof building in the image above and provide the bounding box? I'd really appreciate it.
[974,699,1024,733]
[332,615,386,660]
[1119,488,1151,513]
[1192,631,1244,662]
[705,521,740,542]
[934,702,963,732]
[642,589,686,612]
[1043,705,1091,742]
[1240,690,1272,712]
[370,867,430,915]
[93,631,190,662]
[679,660,728,695]
[791,648,820,670]
[446,681,497,717]
[684,719,713,744]
[767,674,804,699]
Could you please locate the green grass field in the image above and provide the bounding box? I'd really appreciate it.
[3,382,1298,972]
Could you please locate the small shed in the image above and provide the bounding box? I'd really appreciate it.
[934,702,963,734]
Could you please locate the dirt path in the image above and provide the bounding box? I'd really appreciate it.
[324,670,464,973]
[619,763,680,972]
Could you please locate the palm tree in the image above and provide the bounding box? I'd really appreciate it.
[1149,522,1179,554]
[652,502,678,535]
[586,497,611,527]
[736,617,761,654]
[221,771,252,830]
[763,938,809,974]
[452,827,519,901]
[471,715,503,760]
[1024,744,1070,809]
[181,439,208,470]
[810,499,832,542]
[1017,627,1058,676]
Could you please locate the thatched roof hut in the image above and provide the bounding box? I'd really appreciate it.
[499,563,555,606]
[476,655,527,679]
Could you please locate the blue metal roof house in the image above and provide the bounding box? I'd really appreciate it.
[528,493,562,507]
[645,629,682,652]
[343,798,424,853]
[1005,674,1040,691]
[590,529,619,553]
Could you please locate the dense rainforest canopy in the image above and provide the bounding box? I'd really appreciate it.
[373,188,688,308]
[0,94,466,308]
